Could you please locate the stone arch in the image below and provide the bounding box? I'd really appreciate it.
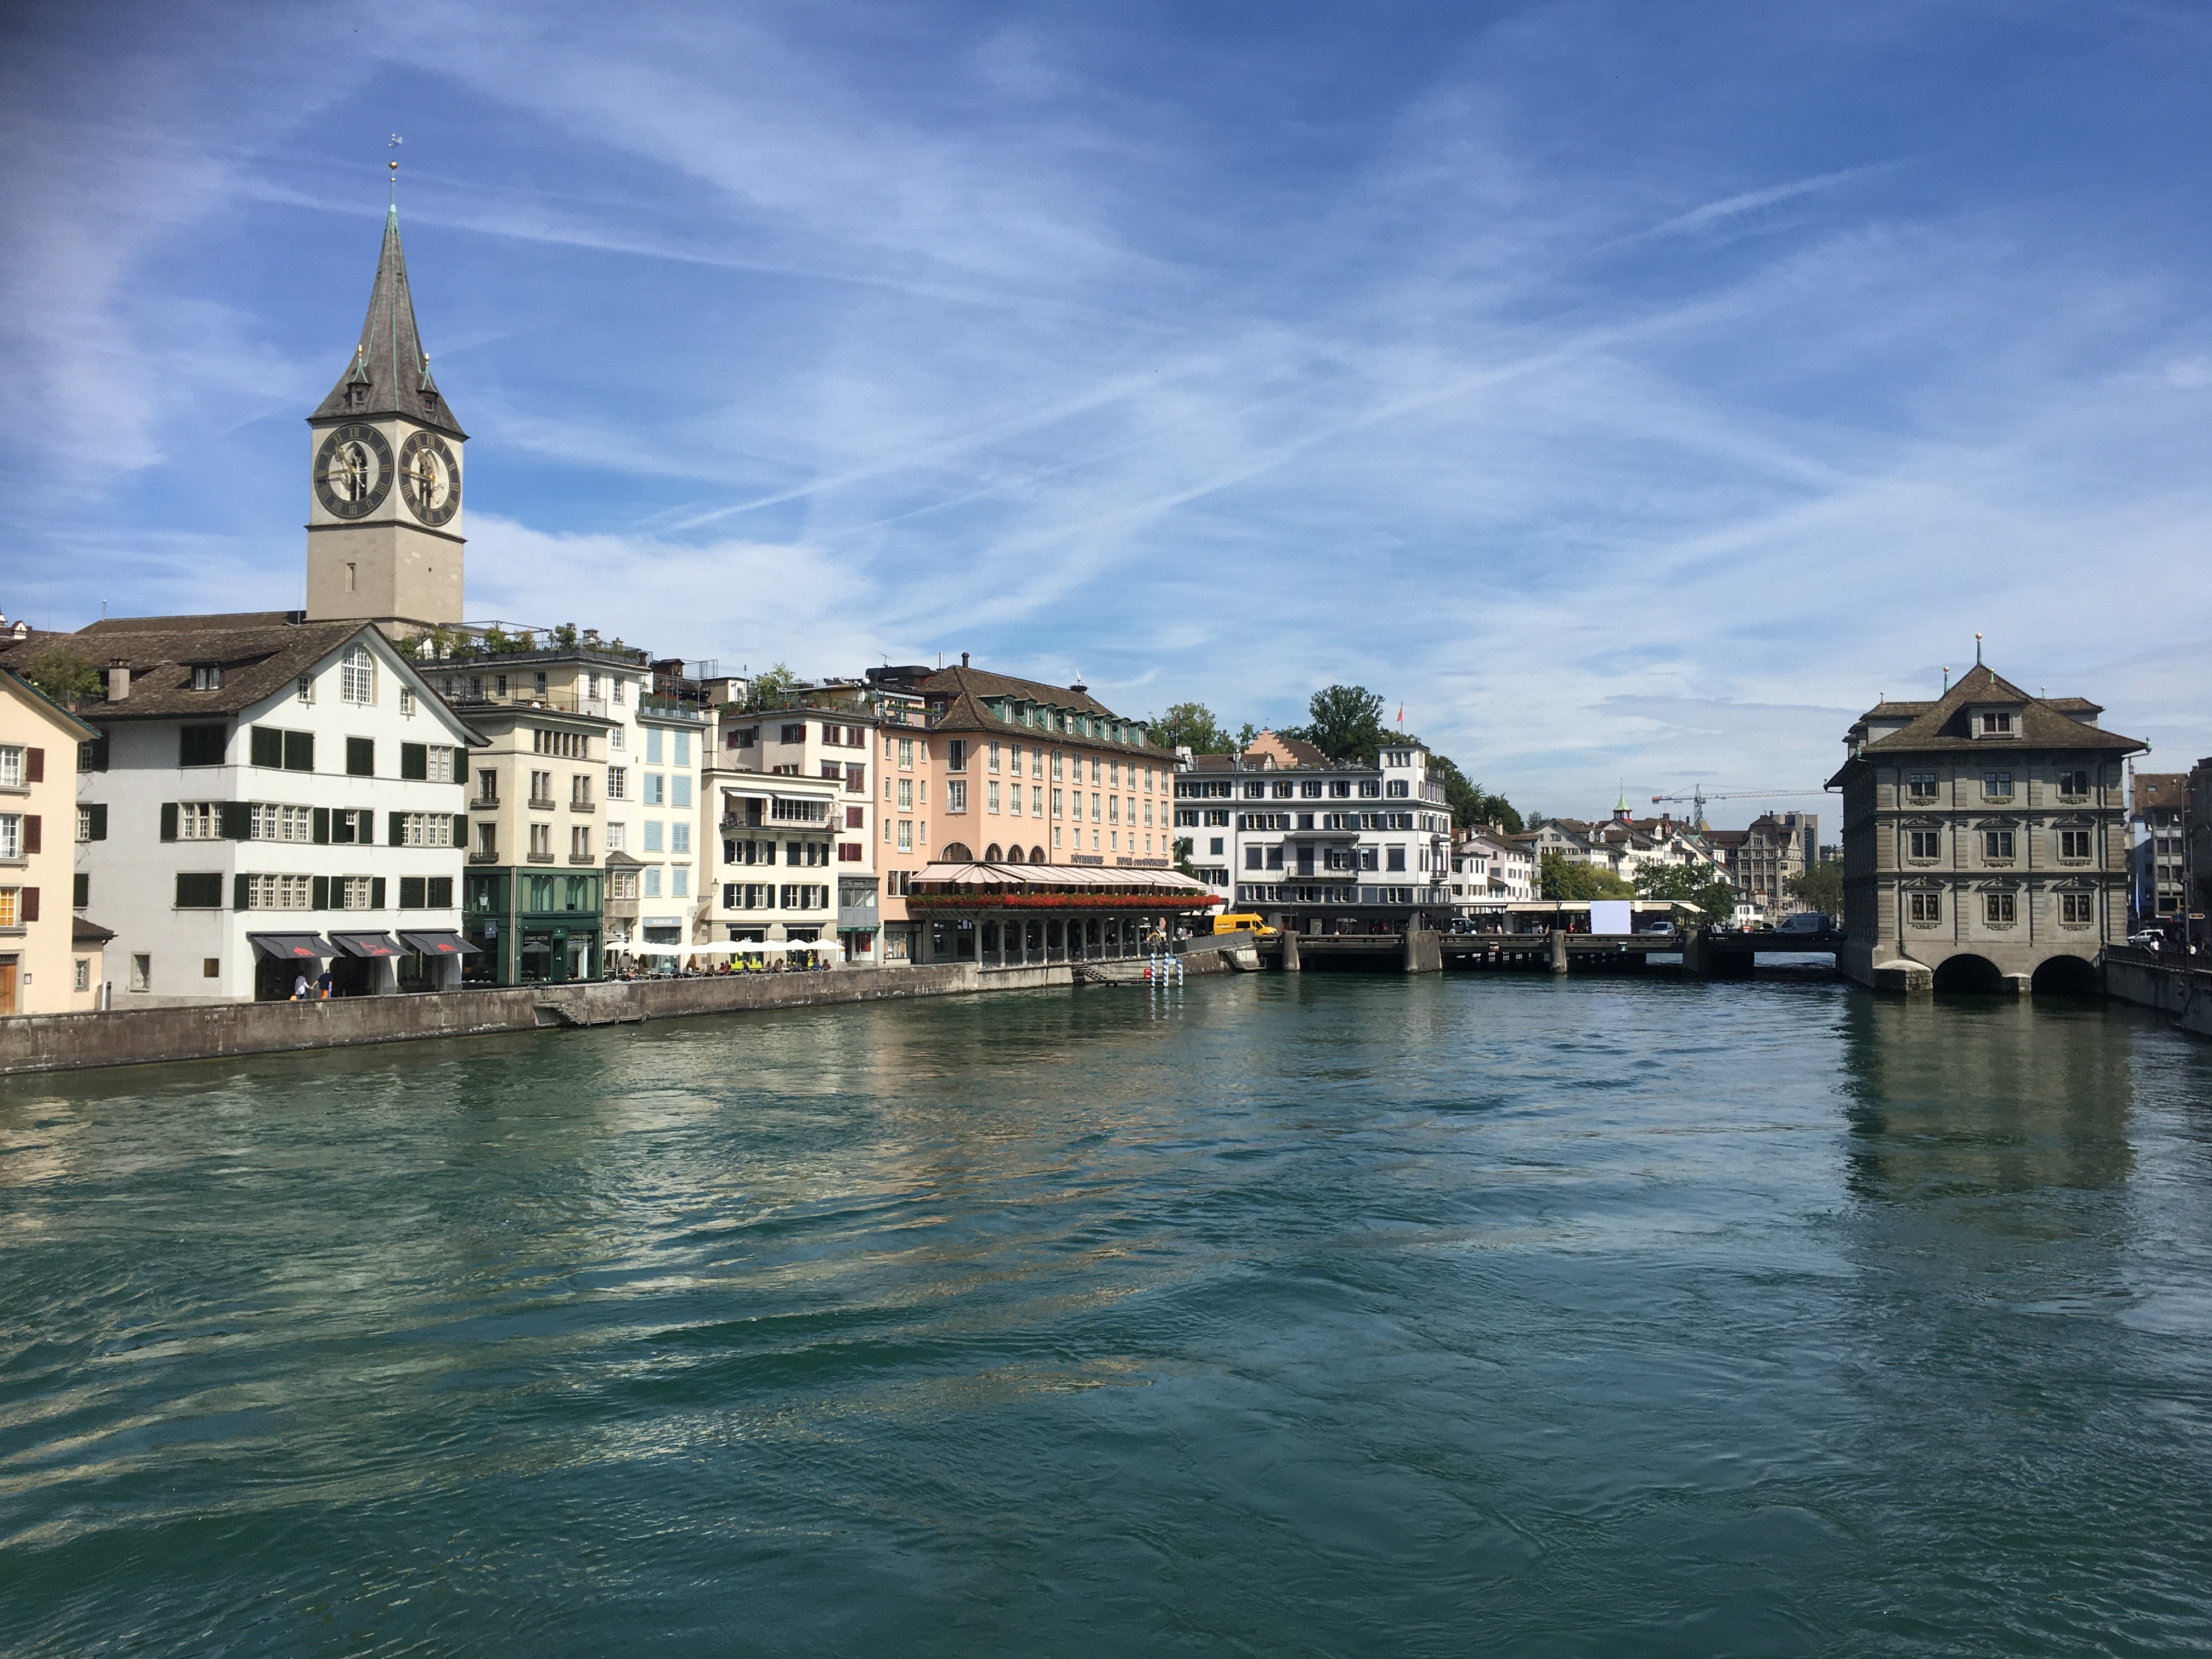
[984,843,1004,862]
[2031,955,2102,996]
[941,842,973,864]
[1932,953,2006,994]
[1031,845,1047,864]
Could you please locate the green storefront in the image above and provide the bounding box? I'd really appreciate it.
[463,868,603,984]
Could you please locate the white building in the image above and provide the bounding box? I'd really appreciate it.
[48,616,480,1002]
[696,704,874,962]
[1176,741,1454,934]
[1450,827,1536,909]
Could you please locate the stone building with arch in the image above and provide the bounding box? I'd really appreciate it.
[1829,663,2142,994]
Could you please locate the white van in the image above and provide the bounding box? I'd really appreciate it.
[1775,912,1832,935]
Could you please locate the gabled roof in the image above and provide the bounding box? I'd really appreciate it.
[919,664,1166,759]
[0,618,476,736]
[309,206,465,439]
[2132,773,2188,813]
[0,667,101,742]
[1245,730,1329,769]
[1831,663,2142,786]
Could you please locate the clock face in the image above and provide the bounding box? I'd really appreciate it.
[398,431,461,527]
[314,424,393,519]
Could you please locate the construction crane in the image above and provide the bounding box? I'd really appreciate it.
[1649,786,1826,830]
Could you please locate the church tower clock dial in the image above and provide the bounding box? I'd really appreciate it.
[314,424,394,518]
[397,430,460,526]
[302,195,469,628]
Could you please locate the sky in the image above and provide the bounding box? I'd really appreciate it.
[4,1,2211,827]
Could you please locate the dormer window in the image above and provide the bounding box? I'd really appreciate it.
[190,663,222,691]
[1979,712,2014,736]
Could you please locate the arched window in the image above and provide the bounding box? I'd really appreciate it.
[1030,845,1046,864]
[338,644,376,706]
[941,843,973,864]
[984,843,1002,862]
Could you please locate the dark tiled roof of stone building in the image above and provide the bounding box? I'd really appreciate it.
[309,206,465,439]
[1830,663,2143,786]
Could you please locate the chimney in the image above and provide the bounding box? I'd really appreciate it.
[106,660,130,701]
[961,652,970,668]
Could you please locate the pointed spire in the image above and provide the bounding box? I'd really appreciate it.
[310,200,465,437]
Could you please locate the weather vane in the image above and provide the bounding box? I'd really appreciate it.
[388,133,402,203]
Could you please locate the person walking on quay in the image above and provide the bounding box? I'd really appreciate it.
[316,967,334,1000]
[293,971,309,1002]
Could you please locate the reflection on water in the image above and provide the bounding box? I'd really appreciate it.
[3,976,2211,1657]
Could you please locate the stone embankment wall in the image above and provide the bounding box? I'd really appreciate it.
[0,962,1068,1078]
[2101,949,2212,1039]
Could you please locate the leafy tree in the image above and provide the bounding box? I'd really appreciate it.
[1172,835,1198,878]
[552,623,580,647]
[1426,752,1523,832]
[1634,861,1739,923]
[1234,722,1259,749]
[1149,702,1234,754]
[1786,859,1844,913]
[745,662,802,710]
[19,641,101,707]
[1297,684,1389,765]
[1539,849,1635,900]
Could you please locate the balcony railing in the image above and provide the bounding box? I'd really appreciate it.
[568,853,596,865]
[467,851,500,865]
[568,800,596,813]
[526,851,555,864]
[470,795,499,811]
[527,797,557,811]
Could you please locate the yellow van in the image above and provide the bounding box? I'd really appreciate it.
[1214,912,1279,938]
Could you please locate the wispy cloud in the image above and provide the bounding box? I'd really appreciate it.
[6,2,2211,824]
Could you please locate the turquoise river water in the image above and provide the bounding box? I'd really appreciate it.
[4,972,2211,1656]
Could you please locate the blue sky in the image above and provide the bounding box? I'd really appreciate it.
[5,1,2211,826]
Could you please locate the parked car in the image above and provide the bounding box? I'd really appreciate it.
[1637,921,1676,935]
[2128,930,2165,949]
[1775,912,1832,935]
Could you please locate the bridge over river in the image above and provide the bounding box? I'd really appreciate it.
[1251,926,1853,979]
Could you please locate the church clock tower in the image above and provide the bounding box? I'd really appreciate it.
[304,200,466,627]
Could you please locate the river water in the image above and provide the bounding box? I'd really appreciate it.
[4,973,2211,1656]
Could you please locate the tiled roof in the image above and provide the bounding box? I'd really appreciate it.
[2133,773,2188,812]
[1245,730,1329,769]
[1832,663,2142,785]
[920,664,1166,759]
[82,611,299,634]
[1,618,401,725]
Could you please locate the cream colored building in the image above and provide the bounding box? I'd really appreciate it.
[701,704,873,961]
[1,670,108,1012]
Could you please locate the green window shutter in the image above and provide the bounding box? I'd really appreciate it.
[234,874,252,911]
[399,876,425,910]
[250,726,282,768]
[284,730,314,771]
[453,814,467,848]
[87,803,108,841]
[390,812,407,848]
[73,873,88,908]
[400,743,427,780]
[312,876,329,911]
[160,803,178,842]
[371,877,387,910]
[347,737,375,777]
[312,808,330,845]
[220,802,252,840]
[427,876,452,909]
[452,747,467,782]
